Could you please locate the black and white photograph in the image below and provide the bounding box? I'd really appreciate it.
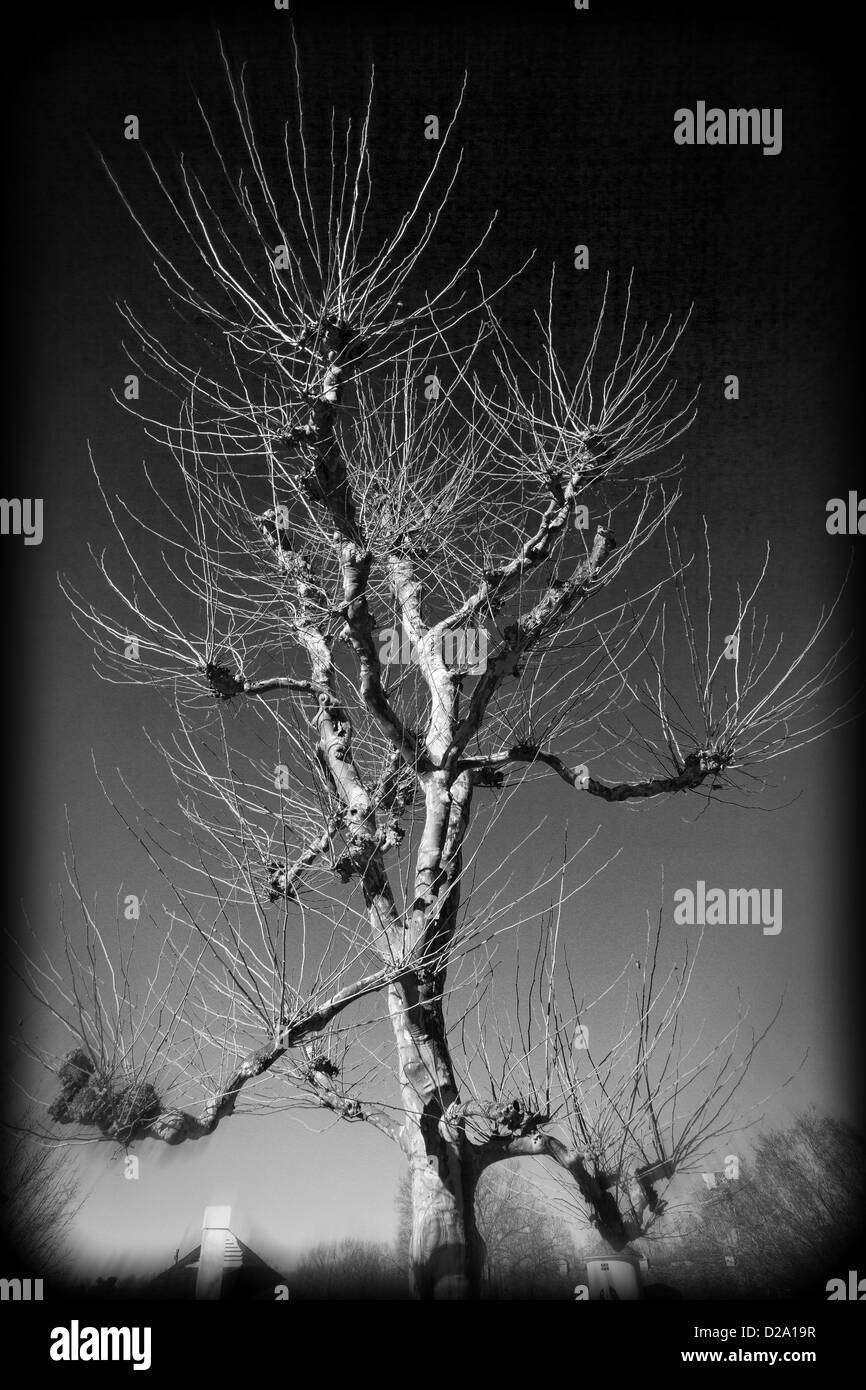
[1,0,863,1365]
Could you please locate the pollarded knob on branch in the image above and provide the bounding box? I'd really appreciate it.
[201,661,245,701]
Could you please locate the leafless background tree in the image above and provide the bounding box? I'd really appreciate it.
[0,1118,84,1273]
[635,1109,866,1298]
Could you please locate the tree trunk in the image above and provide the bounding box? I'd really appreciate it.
[406,1144,471,1300]
[389,978,474,1299]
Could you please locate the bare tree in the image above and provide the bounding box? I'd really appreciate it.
[0,1121,84,1272]
[13,38,853,1299]
[294,1237,407,1300]
[473,1165,576,1298]
[635,1109,866,1298]
[531,900,794,1253]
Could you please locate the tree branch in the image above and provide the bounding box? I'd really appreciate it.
[338,541,426,767]
[428,467,583,640]
[458,745,726,800]
[446,524,617,762]
[52,967,399,1147]
[241,675,318,697]
[473,1129,634,1249]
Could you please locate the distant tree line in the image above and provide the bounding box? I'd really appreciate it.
[638,1110,866,1299]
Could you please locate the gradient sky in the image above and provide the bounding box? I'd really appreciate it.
[4,0,861,1282]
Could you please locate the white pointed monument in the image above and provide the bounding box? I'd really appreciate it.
[152,1204,283,1299]
[195,1205,239,1300]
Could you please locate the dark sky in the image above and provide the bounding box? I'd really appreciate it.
[2,0,862,1276]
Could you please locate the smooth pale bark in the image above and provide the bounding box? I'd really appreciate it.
[389,979,474,1298]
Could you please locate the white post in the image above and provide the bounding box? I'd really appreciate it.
[195,1205,232,1300]
[585,1252,643,1300]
